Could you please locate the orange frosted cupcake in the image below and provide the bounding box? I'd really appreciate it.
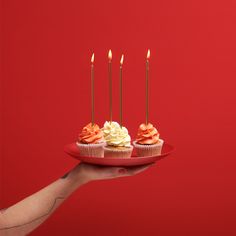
[76,123,105,157]
[133,123,164,157]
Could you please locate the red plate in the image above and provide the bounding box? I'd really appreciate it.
[64,143,174,167]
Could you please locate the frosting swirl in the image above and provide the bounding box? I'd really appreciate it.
[136,123,160,144]
[102,121,131,147]
[78,123,104,144]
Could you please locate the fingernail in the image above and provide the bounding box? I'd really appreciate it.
[119,168,127,174]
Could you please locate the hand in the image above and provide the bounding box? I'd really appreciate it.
[73,162,152,183]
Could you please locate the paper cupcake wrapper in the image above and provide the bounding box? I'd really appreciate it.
[104,146,133,158]
[133,139,164,157]
[76,142,106,157]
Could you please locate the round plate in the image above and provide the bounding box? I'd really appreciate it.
[64,143,174,167]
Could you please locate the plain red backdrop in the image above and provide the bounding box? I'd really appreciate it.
[1,0,236,235]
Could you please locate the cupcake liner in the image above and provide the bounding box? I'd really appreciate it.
[133,139,164,157]
[104,146,133,158]
[76,142,105,157]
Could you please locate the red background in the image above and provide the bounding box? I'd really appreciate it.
[1,0,236,235]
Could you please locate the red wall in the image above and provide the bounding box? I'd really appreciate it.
[1,0,236,235]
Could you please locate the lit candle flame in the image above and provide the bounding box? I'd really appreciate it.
[91,53,94,63]
[147,49,150,59]
[108,49,112,61]
[120,54,124,65]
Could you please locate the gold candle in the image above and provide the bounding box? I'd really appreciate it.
[91,53,95,126]
[146,49,150,125]
[120,54,124,127]
[108,49,112,122]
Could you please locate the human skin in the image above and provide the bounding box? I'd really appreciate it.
[0,163,151,236]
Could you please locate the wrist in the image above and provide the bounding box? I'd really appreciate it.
[69,164,91,185]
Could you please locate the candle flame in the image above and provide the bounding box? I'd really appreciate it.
[108,49,112,60]
[120,54,124,65]
[91,53,95,63]
[147,49,150,59]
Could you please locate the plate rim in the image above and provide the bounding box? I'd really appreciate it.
[64,142,174,160]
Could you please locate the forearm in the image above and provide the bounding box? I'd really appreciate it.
[0,162,150,235]
[0,165,87,236]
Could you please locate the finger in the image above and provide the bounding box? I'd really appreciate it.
[108,167,131,178]
[101,166,128,178]
[127,163,154,175]
[113,164,153,178]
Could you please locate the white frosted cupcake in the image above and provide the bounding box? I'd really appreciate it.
[133,123,164,157]
[102,121,133,158]
[76,123,105,157]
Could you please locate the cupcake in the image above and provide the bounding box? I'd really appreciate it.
[102,121,133,158]
[76,123,105,157]
[133,123,164,157]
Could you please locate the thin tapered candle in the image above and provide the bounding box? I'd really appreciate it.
[91,53,95,126]
[146,49,150,125]
[120,54,124,127]
[108,50,112,122]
